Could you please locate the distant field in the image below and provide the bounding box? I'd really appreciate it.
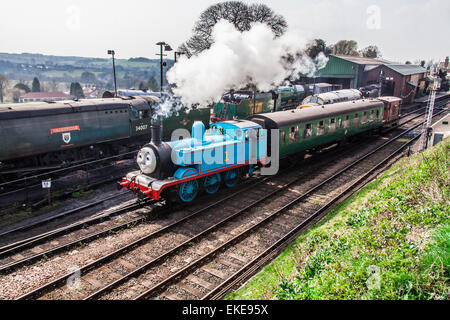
[43,70,104,78]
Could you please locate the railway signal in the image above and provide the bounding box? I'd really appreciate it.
[421,77,438,151]
[156,42,173,92]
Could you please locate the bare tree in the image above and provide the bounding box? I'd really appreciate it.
[305,39,332,59]
[360,45,381,58]
[48,79,60,92]
[331,40,359,56]
[0,74,9,103]
[180,1,287,56]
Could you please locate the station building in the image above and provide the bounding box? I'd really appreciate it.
[313,54,428,104]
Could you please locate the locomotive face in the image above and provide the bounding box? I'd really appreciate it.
[137,147,157,174]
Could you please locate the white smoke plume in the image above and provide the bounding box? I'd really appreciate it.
[167,20,328,106]
[152,95,185,120]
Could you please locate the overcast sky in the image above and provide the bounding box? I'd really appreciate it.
[1,0,448,63]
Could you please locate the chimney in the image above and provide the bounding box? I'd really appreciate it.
[151,118,162,145]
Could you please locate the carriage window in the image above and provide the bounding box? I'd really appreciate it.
[139,111,143,119]
[143,110,150,118]
[304,123,312,138]
[338,118,342,128]
[362,112,367,123]
[377,109,380,119]
[317,120,325,136]
[370,109,375,120]
[354,114,359,125]
[329,118,336,132]
[289,127,296,142]
[281,131,286,144]
[344,115,350,128]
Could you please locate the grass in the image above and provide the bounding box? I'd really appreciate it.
[71,188,94,199]
[228,138,449,300]
[0,201,62,228]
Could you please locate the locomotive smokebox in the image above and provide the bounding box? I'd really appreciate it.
[151,118,162,145]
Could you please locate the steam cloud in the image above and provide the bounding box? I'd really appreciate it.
[167,20,328,106]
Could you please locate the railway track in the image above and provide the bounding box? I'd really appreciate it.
[0,122,378,276]
[0,133,378,300]
[0,103,444,298]
[6,106,445,300]
[125,109,446,301]
[0,102,435,241]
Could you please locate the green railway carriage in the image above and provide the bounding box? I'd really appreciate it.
[248,99,385,158]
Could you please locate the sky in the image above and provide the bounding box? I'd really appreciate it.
[0,0,448,63]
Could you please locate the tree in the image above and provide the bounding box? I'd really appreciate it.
[14,82,31,93]
[420,60,426,67]
[361,45,381,58]
[81,71,97,84]
[180,1,287,55]
[70,82,84,99]
[12,88,23,103]
[0,74,8,103]
[138,81,148,91]
[405,61,412,64]
[48,79,59,92]
[31,77,41,92]
[305,39,331,59]
[147,76,159,92]
[331,40,359,56]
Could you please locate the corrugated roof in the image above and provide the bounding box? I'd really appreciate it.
[334,54,391,65]
[385,64,427,76]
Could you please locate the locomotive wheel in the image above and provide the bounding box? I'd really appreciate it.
[203,174,221,194]
[223,169,239,188]
[178,179,199,203]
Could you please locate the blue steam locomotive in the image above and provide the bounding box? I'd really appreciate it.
[120,96,402,203]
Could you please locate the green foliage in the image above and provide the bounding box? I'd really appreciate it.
[71,189,93,198]
[230,140,450,300]
[31,77,40,92]
[14,82,30,93]
[70,82,84,99]
[147,76,159,92]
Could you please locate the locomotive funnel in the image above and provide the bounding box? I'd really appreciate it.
[151,118,162,145]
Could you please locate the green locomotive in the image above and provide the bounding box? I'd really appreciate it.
[211,85,306,122]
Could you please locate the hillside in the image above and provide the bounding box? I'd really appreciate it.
[228,139,449,300]
[0,52,173,89]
